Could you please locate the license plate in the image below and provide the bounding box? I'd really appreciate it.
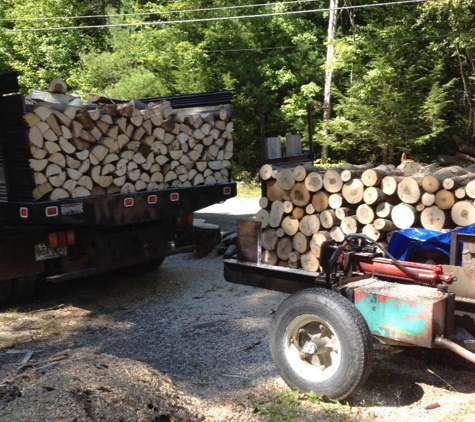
[35,244,68,261]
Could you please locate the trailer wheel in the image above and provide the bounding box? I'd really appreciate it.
[10,276,38,303]
[270,288,373,401]
[0,280,12,307]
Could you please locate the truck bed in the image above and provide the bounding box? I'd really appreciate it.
[0,182,236,227]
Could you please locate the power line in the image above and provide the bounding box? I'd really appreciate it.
[0,0,321,22]
[202,30,473,54]
[0,0,427,34]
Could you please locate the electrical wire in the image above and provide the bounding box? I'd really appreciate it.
[0,0,321,22]
[0,0,427,33]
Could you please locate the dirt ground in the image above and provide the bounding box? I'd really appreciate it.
[1,198,475,422]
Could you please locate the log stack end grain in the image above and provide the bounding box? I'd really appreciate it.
[258,162,475,271]
[24,92,233,201]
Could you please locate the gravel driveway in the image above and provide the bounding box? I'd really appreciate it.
[195,197,261,231]
[2,196,475,421]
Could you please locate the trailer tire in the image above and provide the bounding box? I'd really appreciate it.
[0,280,12,307]
[270,288,373,401]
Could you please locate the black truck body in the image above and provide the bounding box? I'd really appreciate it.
[0,72,236,303]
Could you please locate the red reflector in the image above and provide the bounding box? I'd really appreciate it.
[124,197,134,208]
[48,233,58,249]
[170,192,179,202]
[58,231,67,247]
[20,207,29,218]
[46,206,59,217]
[223,187,232,195]
[148,195,158,205]
[67,230,75,246]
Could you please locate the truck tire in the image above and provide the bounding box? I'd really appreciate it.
[10,276,38,303]
[0,279,12,307]
[270,288,373,400]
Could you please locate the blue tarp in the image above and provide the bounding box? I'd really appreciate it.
[387,224,475,262]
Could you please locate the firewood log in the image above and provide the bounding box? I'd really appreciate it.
[263,250,278,266]
[421,206,451,230]
[361,224,380,241]
[292,232,308,254]
[320,209,338,229]
[312,191,329,212]
[356,204,375,225]
[391,203,417,229]
[341,215,359,234]
[281,216,300,236]
[276,237,292,261]
[451,201,475,227]
[323,169,343,193]
[300,251,320,272]
[341,179,364,204]
[397,177,421,204]
[299,215,321,236]
[434,189,455,210]
[304,172,323,192]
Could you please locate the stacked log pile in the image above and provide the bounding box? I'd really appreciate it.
[25,89,233,201]
[258,162,475,271]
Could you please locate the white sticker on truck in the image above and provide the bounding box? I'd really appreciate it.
[61,203,84,216]
[35,244,68,261]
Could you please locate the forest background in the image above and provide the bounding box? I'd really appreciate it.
[0,0,474,178]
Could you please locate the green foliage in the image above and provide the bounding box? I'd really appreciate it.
[2,0,475,166]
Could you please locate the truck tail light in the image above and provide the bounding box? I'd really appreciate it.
[58,231,67,247]
[67,230,75,246]
[48,233,58,249]
[48,230,75,249]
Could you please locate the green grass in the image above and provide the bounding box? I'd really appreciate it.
[250,390,301,422]
[236,180,261,198]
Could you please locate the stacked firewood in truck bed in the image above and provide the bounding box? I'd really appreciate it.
[258,161,475,271]
[25,81,233,201]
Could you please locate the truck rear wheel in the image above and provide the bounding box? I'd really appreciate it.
[270,288,373,400]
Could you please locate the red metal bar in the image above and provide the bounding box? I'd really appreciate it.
[353,257,454,286]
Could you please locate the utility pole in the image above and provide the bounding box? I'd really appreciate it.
[322,0,338,161]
